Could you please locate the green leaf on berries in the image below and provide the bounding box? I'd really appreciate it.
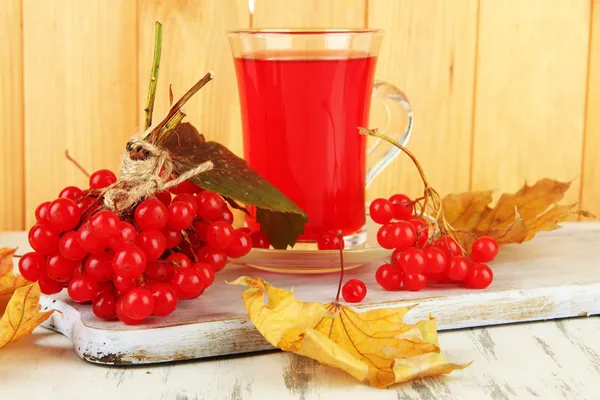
[161,123,307,249]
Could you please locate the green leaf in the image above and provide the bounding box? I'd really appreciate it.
[161,123,307,249]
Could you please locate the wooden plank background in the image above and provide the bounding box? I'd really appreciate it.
[0,0,598,230]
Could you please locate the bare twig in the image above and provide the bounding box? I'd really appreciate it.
[141,71,214,141]
[335,230,345,303]
[144,22,163,130]
[65,150,90,177]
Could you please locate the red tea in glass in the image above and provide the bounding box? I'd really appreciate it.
[229,30,413,247]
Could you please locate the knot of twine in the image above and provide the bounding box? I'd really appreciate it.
[103,137,213,212]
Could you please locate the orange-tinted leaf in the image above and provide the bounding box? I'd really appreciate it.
[477,209,528,245]
[0,248,29,296]
[477,179,571,231]
[443,191,493,230]
[230,277,468,388]
[0,282,53,349]
[442,179,591,246]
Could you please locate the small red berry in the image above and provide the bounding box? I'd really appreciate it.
[121,287,155,321]
[317,232,344,250]
[408,218,428,248]
[59,231,88,261]
[465,263,494,289]
[68,276,99,302]
[436,236,461,257]
[18,252,46,282]
[89,210,120,240]
[171,268,205,299]
[145,261,175,283]
[192,263,215,287]
[112,245,147,279]
[78,223,108,254]
[59,186,83,201]
[470,236,499,263]
[389,194,414,220]
[369,198,393,224]
[46,253,78,282]
[89,169,117,189]
[396,248,426,275]
[447,256,470,281]
[162,229,183,249]
[226,231,252,259]
[375,264,402,291]
[84,252,115,282]
[341,279,367,303]
[166,252,193,269]
[38,273,64,295]
[206,221,235,250]
[423,247,447,275]
[135,230,167,261]
[150,283,179,317]
[134,199,168,231]
[35,202,51,223]
[196,191,226,221]
[48,198,81,232]
[403,274,428,291]
[167,202,195,231]
[93,291,117,319]
[250,231,270,249]
[28,224,60,255]
[195,246,228,270]
[116,297,141,325]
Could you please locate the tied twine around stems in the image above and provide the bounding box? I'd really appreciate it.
[103,136,213,212]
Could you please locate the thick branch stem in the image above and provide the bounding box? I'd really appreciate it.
[144,22,163,130]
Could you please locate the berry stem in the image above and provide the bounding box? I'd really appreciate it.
[335,230,344,303]
[359,128,430,187]
[65,150,90,177]
[144,21,163,130]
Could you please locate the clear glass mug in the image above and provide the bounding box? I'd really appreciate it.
[228,29,413,248]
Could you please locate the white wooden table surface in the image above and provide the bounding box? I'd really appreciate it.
[1,317,599,399]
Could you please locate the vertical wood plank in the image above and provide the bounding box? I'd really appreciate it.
[253,0,366,28]
[581,1,600,217]
[472,0,590,205]
[0,0,24,230]
[22,0,138,227]
[138,0,249,157]
[368,0,478,199]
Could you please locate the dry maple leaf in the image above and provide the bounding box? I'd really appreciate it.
[230,276,468,388]
[0,248,29,296]
[0,282,53,349]
[442,179,593,247]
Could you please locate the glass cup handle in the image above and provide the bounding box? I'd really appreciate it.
[365,80,414,188]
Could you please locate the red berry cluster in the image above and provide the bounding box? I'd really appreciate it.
[370,194,498,292]
[19,169,270,324]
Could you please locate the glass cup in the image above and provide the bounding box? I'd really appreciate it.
[228,29,413,248]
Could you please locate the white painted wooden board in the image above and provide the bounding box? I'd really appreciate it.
[2,318,600,399]
[2,223,600,366]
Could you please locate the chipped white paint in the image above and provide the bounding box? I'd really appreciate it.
[2,223,600,367]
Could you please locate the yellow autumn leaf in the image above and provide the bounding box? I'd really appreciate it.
[230,276,468,388]
[0,248,29,296]
[443,179,593,246]
[442,191,493,230]
[0,282,53,349]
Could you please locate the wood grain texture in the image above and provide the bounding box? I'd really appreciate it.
[253,0,366,28]
[472,0,590,206]
[22,0,137,227]
[137,0,249,157]
[581,1,600,218]
[0,223,596,365]
[2,309,600,399]
[0,0,24,230]
[367,0,478,200]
